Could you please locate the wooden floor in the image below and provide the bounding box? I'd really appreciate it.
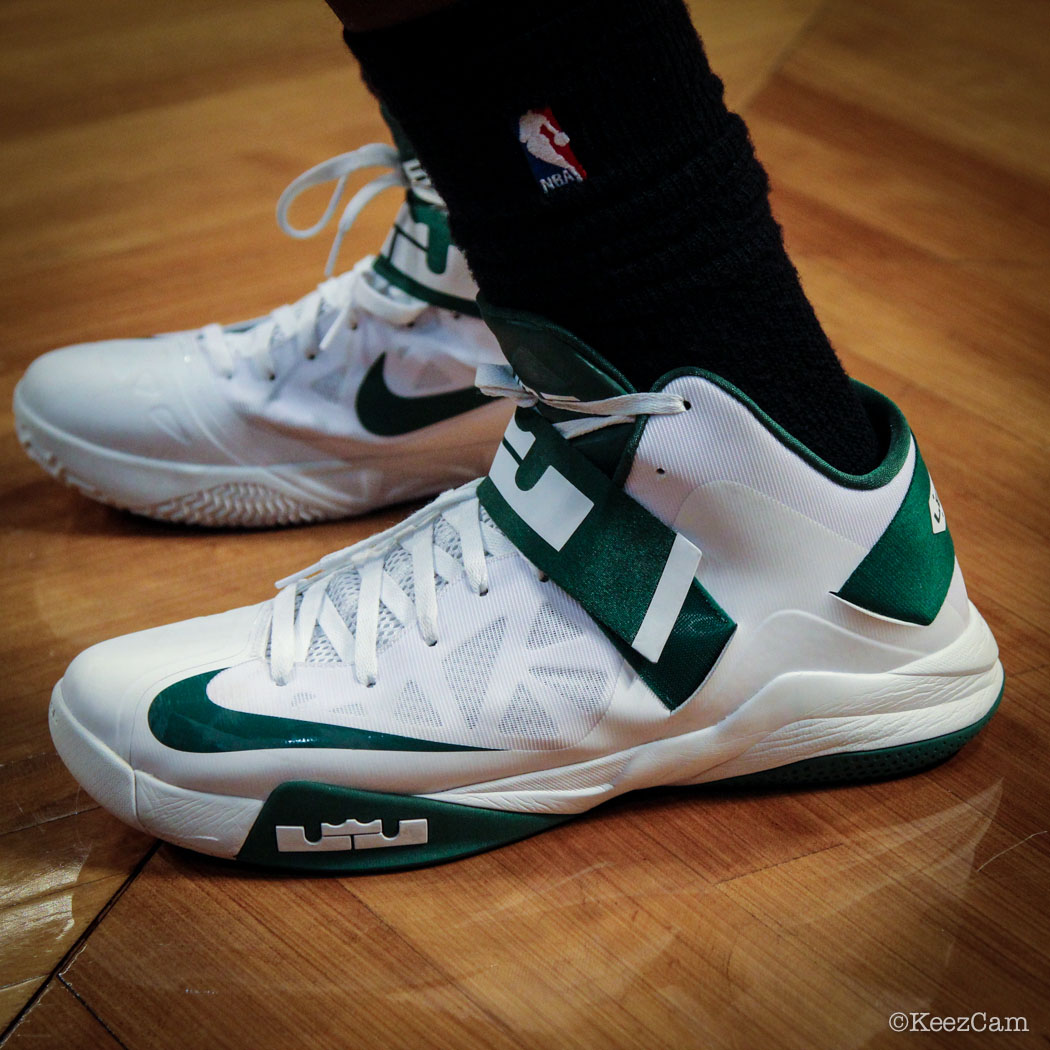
[2,0,1048,1046]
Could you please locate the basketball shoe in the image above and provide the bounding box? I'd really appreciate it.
[14,140,510,526]
[49,304,1002,871]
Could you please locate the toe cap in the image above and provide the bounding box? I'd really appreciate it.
[57,602,270,766]
[16,335,215,458]
[49,679,142,831]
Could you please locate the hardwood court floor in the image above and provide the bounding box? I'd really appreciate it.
[1,0,1048,1046]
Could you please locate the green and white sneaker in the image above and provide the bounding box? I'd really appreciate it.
[13,138,510,526]
[49,305,1003,871]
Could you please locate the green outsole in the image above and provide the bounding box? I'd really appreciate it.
[236,687,1002,873]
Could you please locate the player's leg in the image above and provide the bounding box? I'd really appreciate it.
[339,0,879,473]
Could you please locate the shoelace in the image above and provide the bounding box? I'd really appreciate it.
[201,143,441,381]
[475,365,686,438]
[266,378,687,687]
[277,142,445,279]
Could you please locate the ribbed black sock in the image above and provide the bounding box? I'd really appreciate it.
[342,0,881,473]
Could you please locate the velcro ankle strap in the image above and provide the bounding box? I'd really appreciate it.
[479,409,735,710]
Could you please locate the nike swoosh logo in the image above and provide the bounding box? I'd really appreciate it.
[356,353,493,436]
[148,670,492,754]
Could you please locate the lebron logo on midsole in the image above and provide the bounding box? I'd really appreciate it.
[276,817,428,852]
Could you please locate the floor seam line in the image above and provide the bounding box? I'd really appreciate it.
[0,839,159,1045]
[739,0,833,114]
[58,975,132,1050]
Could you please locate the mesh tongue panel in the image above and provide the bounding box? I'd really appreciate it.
[212,277,351,362]
[433,514,464,564]
[275,494,619,751]
[304,501,507,665]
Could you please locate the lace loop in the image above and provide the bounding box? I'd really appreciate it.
[200,144,446,382]
[275,142,445,278]
[476,363,687,438]
[276,144,398,236]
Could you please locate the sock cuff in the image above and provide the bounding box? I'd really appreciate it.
[345,0,736,210]
[342,0,880,470]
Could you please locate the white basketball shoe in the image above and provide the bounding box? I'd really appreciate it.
[14,143,510,526]
[49,304,1002,872]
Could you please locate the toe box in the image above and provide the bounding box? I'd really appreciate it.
[15,334,221,459]
[52,602,269,780]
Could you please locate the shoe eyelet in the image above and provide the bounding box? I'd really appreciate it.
[683,400,691,410]
[305,352,317,361]
[350,321,359,331]
[426,639,438,648]
[538,573,549,583]
[478,586,489,597]
[267,373,277,382]
[655,467,666,476]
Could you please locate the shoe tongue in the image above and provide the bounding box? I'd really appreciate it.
[479,301,637,477]
[479,301,634,400]
[381,104,433,195]
[373,106,481,316]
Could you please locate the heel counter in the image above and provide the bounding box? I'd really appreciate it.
[835,443,956,625]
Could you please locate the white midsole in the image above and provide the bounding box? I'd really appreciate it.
[48,610,1003,860]
[427,663,1002,809]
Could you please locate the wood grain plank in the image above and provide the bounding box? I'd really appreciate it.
[0,0,344,137]
[719,797,1050,1045]
[0,978,45,1034]
[688,0,828,110]
[4,979,123,1050]
[782,0,1050,182]
[0,807,150,1000]
[60,848,526,1050]
[0,753,86,838]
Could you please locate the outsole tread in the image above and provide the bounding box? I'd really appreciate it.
[17,423,334,527]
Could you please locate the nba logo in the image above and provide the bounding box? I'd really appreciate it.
[518,108,588,193]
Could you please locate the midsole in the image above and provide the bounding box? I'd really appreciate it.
[51,652,1003,859]
[123,602,1001,802]
[427,662,1003,810]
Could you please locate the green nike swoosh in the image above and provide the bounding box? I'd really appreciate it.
[148,670,492,754]
[356,353,494,437]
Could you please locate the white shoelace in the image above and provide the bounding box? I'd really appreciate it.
[475,364,686,439]
[277,142,445,279]
[201,143,441,381]
[266,378,686,687]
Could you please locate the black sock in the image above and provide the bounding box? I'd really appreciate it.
[343,0,881,473]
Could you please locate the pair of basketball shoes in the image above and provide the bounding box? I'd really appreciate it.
[18,130,1002,872]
